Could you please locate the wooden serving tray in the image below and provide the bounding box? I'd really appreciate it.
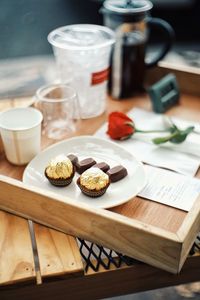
[0,173,199,275]
[0,94,200,275]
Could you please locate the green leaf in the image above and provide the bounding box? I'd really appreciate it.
[153,133,176,145]
[152,126,194,145]
[169,124,178,133]
[170,126,194,144]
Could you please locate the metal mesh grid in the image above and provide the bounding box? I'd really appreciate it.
[78,233,200,273]
[190,234,200,255]
[77,238,141,272]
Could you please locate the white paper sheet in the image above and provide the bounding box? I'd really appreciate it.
[139,165,200,211]
[95,108,200,176]
[131,108,200,158]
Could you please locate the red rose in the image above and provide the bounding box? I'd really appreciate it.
[107,112,135,140]
[106,111,194,145]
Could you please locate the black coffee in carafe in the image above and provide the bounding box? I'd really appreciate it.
[119,33,146,98]
[101,0,174,99]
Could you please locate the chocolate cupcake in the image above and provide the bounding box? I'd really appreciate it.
[45,154,75,187]
[77,167,110,198]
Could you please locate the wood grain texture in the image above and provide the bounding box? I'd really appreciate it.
[34,224,83,278]
[111,197,186,232]
[0,175,182,274]
[112,93,200,231]
[1,255,200,300]
[0,95,84,284]
[177,194,200,271]
[146,62,200,96]
[0,156,84,283]
[38,95,200,238]
[0,211,35,285]
[0,136,3,154]
[0,97,34,111]
[0,93,200,284]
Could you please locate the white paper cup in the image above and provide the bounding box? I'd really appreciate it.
[0,107,43,165]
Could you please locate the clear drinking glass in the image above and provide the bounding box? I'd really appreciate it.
[48,24,115,119]
[35,83,80,140]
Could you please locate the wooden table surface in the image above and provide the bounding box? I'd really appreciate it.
[0,93,200,300]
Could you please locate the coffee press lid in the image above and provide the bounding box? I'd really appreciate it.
[103,0,153,15]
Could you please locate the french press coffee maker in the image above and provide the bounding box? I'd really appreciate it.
[101,0,175,99]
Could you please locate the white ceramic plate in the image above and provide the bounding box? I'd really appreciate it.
[23,136,146,209]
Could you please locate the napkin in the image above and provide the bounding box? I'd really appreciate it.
[95,108,200,177]
[131,108,200,158]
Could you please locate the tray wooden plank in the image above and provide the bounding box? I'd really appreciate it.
[0,176,183,274]
[0,211,35,285]
[34,224,83,278]
[112,198,186,232]
[177,195,200,270]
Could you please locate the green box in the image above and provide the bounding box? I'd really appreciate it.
[148,74,180,113]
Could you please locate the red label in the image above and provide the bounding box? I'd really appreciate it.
[91,68,110,85]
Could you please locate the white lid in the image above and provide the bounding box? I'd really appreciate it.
[48,24,115,51]
[104,0,153,14]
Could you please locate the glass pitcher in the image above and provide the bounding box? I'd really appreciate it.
[100,0,175,99]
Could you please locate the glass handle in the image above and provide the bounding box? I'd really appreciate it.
[145,17,175,68]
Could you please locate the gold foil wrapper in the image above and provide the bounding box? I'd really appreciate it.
[46,154,73,179]
[80,168,109,191]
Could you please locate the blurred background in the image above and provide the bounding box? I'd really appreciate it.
[0,0,199,59]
